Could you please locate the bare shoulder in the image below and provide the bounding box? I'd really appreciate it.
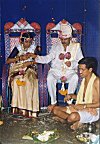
[93,76,100,88]
[94,76,100,84]
[92,76,99,101]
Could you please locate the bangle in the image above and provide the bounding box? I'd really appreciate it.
[31,61,33,65]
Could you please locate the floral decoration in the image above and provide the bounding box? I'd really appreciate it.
[60,76,67,82]
[16,79,26,86]
[59,52,71,60]
[59,53,65,60]
[64,52,71,59]
[59,89,68,96]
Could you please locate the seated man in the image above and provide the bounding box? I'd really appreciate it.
[49,57,100,130]
[32,21,83,108]
[6,32,41,117]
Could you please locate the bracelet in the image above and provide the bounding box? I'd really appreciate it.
[31,61,33,65]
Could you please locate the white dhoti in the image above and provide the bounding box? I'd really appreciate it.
[78,108,100,123]
[47,68,78,105]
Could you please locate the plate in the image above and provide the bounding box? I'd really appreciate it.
[22,129,59,143]
[32,129,59,143]
[76,132,97,143]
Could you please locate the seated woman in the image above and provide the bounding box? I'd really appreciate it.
[6,32,41,118]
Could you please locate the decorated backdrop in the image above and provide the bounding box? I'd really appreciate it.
[0,0,100,97]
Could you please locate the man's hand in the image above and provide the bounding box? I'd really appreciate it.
[87,108,98,116]
[68,105,77,113]
[30,53,37,59]
[64,94,72,102]
[74,104,85,110]
[75,105,98,116]
[64,94,76,103]
[65,61,71,67]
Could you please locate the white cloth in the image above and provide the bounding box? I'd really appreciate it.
[35,40,83,104]
[78,108,100,123]
[76,73,96,104]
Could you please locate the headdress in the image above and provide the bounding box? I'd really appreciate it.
[58,20,72,38]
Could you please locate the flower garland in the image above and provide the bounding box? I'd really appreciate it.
[58,52,71,95]
[16,79,26,86]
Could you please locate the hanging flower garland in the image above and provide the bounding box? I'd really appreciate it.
[16,79,26,86]
[58,52,71,95]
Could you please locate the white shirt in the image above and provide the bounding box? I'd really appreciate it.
[35,40,83,73]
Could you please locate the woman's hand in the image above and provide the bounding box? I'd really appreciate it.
[20,55,29,61]
[74,104,85,111]
[19,53,33,61]
[22,61,37,68]
[22,61,31,68]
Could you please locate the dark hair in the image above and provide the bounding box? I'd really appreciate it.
[78,57,98,74]
[34,45,42,55]
[20,32,33,42]
[22,32,33,39]
[20,32,35,43]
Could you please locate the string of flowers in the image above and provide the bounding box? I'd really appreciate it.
[59,52,71,95]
